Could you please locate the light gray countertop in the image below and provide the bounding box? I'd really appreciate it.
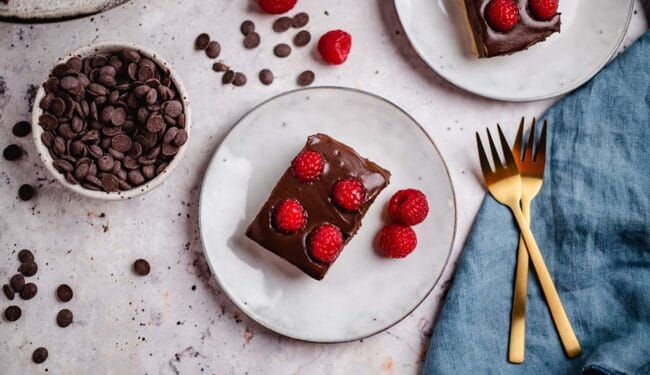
[0,1,647,374]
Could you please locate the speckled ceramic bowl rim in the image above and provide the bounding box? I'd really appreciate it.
[32,40,191,200]
[198,86,458,343]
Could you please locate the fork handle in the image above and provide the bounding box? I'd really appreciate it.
[508,200,531,364]
[509,204,582,358]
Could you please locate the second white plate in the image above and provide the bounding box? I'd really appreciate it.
[394,0,633,101]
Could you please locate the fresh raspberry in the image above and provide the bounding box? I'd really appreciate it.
[292,150,325,182]
[257,0,297,14]
[388,189,429,226]
[378,224,417,258]
[485,0,520,32]
[308,224,344,263]
[528,0,558,21]
[272,199,307,234]
[332,177,366,212]
[318,30,352,65]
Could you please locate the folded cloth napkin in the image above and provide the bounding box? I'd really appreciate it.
[424,31,650,375]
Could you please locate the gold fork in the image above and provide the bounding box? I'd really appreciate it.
[508,118,547,363]
[476,126,581,359]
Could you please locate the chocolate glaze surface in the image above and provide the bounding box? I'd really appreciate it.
[464,0,561,58]
[246,133,391,280]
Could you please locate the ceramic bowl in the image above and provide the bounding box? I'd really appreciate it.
[31,41,191,200]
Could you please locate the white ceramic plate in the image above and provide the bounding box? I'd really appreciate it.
[199,87,456,342]
[394,0,634,101]
[0,0,128,21]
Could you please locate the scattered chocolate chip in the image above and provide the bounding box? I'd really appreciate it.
[18,184,35,201]
[195,33,210,50]
[243,32,261,49]
[233,72,247,87]
[133,259,150,276]
[56,308,73,327]
[20,282,37,300]
[32,347,48,364]
[222,70,235,84]
[19,262,38,277]
[259,69,273,85]
[297,70,315,86]
[10,274,25,292]
[4,305,21,321]
[2,284,14,300]
[18,249,34,263]
[3,144,23,161]
[240,20,255,35]
[56,284,73,302]
[205,41,221,58]
[273,16,292,32]
[291,12,309,28]
[273,43,291,58]
[12,121,31,137]
[212,62,229,72]
[293,30,311,47]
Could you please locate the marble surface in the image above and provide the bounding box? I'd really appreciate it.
[0,1,646,374]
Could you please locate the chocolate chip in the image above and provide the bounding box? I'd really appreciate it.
[56,309,73,327]
[3,144,23,161]
[133,259,150,276]
[4,305,21,321]
[10,274,25,292]
[233,72,247,87]
[2,284,14,300]
[111,134,132,153]
[18,249,34,263]
[293,30,311,47]
[205,41,221,58]
[195,33,210,50]
[19,262,38,277]
[259,69,273,85]
[222,70,235,84]
[291,12,309,28]
[297,70,315,86]
[240,20,255,35]
[243,32,261,49]
[275,43,293,58]
[18,184,35,201]
[12,121,31,137]
[56,284,73,302]
[32,347,48,364]
[20,282,37,300]
[273,16,292,32]
[212,62,229,72]
[101,174,120,192]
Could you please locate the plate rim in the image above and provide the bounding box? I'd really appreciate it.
[198,86,458,343]
[393,0,634,102]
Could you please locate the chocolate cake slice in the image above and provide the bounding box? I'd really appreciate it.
[246,134,390,280]
[463,0,561,58]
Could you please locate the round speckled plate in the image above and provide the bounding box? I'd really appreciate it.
[0,0,128,21]
[199,87,456,343]
[394,0,634,101]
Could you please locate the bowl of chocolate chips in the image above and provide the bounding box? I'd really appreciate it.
[32,41,191,199]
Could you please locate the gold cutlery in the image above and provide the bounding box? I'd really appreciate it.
[508,118,547,363]
[476,125,581,359]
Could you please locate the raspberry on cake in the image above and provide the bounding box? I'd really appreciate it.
[462,0,561,58]
[246,134,390,280]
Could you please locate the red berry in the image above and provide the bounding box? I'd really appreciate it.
[528,0,558,21]
[318,30,352,65]
[378,224,417,258]
[308,224,344,263]
[292,150,325,182]
[272,199,307,234]
[388,189,429,226]
[485,0,520,32]
[332,177,366,212]
[257,0,297,14]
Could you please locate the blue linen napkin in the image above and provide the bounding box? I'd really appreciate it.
[424,31,650,375]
